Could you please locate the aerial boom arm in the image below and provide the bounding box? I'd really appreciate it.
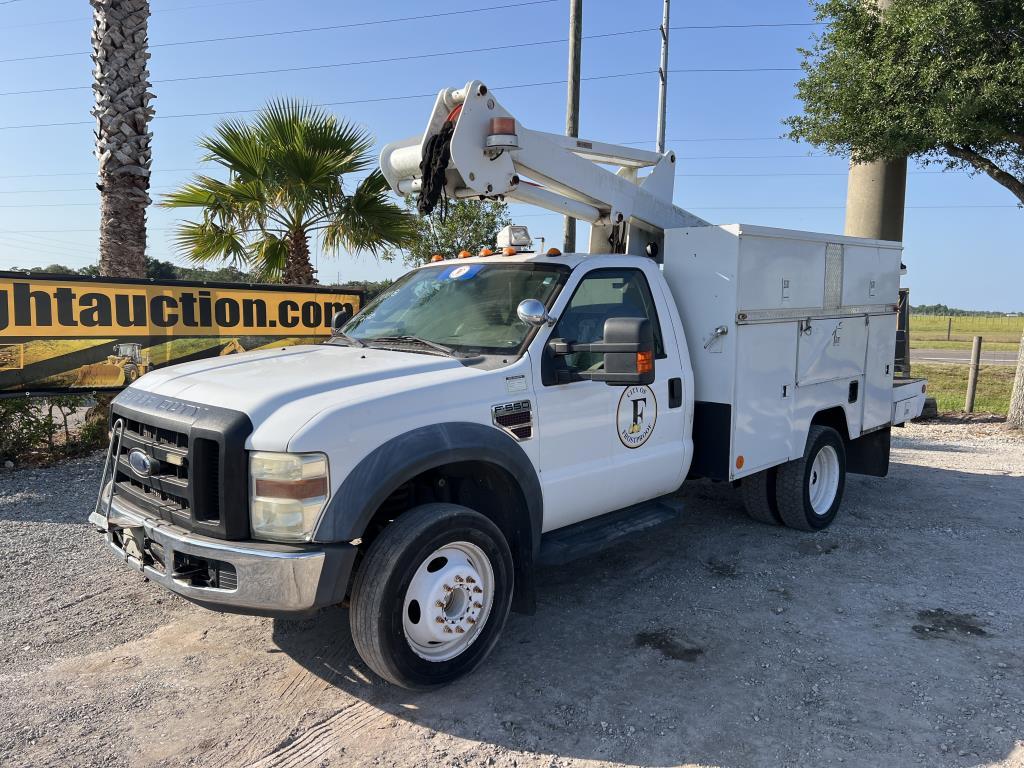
[380,80,707,255]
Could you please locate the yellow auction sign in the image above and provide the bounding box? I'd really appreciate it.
[0,272,363,394]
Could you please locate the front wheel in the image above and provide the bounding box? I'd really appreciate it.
[775,425,846,531]
[349,503,514,689]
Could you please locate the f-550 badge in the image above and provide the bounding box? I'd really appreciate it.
[617,385,657,449]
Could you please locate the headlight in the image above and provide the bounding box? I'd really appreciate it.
[249,451,329,542]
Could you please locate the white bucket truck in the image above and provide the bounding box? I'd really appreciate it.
[90,81,926,688]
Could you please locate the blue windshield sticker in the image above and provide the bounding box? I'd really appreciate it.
[440,264,484,281]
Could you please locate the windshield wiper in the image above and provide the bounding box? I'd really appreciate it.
[330,331,366,348]
[366,335,457,357]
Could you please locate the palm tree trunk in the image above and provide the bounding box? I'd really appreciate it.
[284,229,316,285]
[91,0,154,278]
[1007,329,1024,429]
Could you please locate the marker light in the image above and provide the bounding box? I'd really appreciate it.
[458,250,473,259]
[547,248,562,257]
[479,247,494,256]
[636,350,654,376]
[249,452,329,542]
[502,246,516,256]
[430,254,444,262]
[736,455,745,470]
[485,116,518,156]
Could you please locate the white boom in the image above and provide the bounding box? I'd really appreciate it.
[379,80,708,257]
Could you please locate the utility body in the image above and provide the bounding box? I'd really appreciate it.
[91,82,926,688]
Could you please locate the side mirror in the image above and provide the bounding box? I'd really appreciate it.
[517,298,554,327]
[331,304,354,335]
[549,317,654,385]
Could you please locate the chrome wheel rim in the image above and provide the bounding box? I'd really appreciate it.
[808,445,840,516]
[402,541,494,662]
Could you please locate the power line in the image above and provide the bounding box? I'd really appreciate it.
[670,22,820,30]
[0,29,649,97]
[0,31,801,98]
[0,0,298,30]
[0,0,559,63]
[0,13,817,64]
[0,69,661,130]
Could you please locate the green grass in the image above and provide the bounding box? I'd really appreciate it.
[913,363,1016,415]
[909,339,1020,352]
[911,314,1024,345]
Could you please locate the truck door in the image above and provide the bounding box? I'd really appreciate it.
[533,264,687,532]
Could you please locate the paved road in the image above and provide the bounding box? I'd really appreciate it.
[911,347,1019,365]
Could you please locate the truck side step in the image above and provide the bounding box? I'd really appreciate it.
[538,497,684,567]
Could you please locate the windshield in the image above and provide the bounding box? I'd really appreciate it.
[340,262,569,356]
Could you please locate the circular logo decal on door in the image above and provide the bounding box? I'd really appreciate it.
[617,385,657,448]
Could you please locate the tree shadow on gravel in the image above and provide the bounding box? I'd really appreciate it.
[272,463,1024,766]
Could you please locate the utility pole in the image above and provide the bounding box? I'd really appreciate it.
[655,0,671,154]
[563,0,582,253]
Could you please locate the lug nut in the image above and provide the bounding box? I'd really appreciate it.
[455,626,465,634]
[465,576,476,584]
[443,584,453,593]
[435,616,445,624]
[435,600,445,608]
[466,617,476,625]
[472,586,483,593]
[454,575,464,583]
[444,626,453,634]
[473,602,482,609]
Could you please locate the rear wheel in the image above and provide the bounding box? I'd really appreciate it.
[349,503,513,689]
[741,468,781,525]
[775,426,846,531]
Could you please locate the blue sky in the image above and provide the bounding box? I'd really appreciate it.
[0,0,1020,311]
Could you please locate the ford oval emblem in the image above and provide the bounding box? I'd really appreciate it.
[128,448,155,477]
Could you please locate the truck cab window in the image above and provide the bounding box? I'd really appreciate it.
[552,268,665,373]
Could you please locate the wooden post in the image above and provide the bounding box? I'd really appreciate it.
[947,317,952,341]
[965,336,983,413]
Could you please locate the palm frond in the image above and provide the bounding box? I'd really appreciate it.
[319,170,417,257]
[246,233,290,282]
[171,221,252,268]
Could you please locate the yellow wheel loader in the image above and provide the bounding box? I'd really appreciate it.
[74,343,151,387]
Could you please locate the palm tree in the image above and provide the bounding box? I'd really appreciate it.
[161,100,415,284]
[91,0,154,278]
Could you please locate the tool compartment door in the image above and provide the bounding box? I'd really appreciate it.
[732,322,797,477]
[864,313,898,430]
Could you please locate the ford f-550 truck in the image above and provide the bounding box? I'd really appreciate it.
[91,81,927,689]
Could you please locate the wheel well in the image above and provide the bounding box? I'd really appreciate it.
[810,407,850,444]
[361,459,532,563]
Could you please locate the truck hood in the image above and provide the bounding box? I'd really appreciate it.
[131,344,467,422]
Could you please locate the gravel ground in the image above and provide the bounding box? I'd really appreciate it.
[1,418,1022,768]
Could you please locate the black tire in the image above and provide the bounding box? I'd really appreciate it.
[741,468,782,525]
[775,425,846,531]
[349,503,514,690]
[124,365,139,383]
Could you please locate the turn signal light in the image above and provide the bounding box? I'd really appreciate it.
[546,248,561,256]
[430,254,443,262]
[636,350,654,375]
[479,247,494,256]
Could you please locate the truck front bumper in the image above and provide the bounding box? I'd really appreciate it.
[90,498,356,617]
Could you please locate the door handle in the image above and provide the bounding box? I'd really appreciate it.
[668,378,682,408]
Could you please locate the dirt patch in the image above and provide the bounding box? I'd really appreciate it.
[634,630,704,662]
[912,609,989,639]
[796,539,839,555]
